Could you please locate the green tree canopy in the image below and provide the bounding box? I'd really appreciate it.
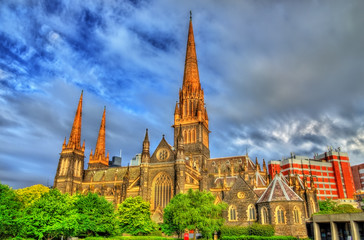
[16,184,50,208]
[73,192,116,237]
[162,189,227,239]
[117,196,156,236]
[317,199,362,214]
[20,189,79,239]
[0,183,22,238]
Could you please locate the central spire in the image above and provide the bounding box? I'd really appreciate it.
[173,12,210,160]
[182,11,201,92]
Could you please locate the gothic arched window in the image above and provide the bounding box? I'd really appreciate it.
[293,206,301,224]
[153,173,173,210]
[229,205,237,221]
[276,206,285,224]
[248,204,256,221]
[261,207,269,224]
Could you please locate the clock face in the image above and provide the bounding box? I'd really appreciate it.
[157,148,169,161]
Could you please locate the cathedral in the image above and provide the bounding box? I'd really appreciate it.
[54,15,318,238]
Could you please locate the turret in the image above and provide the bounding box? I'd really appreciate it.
[141,129,150,163]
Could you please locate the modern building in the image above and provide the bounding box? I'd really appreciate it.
[130,153,141,166]
[268,151,356,200]
[53,15,320,237]
[312,212,364,240]
[109,156,122,167]
[352,163,364,191]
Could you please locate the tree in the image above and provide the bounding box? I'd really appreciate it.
[117,196,156,235]
[19,189,79,239]
[162,189,227,239]
[73,192,116,237]
[317,199,362,214]
[318,199,337,212]
[16,184,50,208]
[0,183,22,238]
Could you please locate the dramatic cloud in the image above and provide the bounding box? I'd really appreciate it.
[1,0,363,189]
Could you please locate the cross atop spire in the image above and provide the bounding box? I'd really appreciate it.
[67,91,83,151]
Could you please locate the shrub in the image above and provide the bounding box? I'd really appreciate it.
[220,224,274,237]
[334,204,362,213]
[220,226,249,236]
[249,224,275,237]
[221,236,297,240]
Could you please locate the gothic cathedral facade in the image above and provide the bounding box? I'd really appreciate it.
[54,16,318,238]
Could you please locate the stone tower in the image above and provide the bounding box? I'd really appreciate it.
[173,13,210,188]
[54,91,85,194]
[88,107,109,169]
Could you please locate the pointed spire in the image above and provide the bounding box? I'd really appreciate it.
[142,128,150,163]
[67,91,83,150]
[144,128,149,142]
[88,107,109,168]
[255,157,260,171]
[62,137,66,150]
[95,107,106,158]
[182,12,201,92]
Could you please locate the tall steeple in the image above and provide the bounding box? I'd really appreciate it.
[65,91,84,150]
[88,107,109,169]
[55,91,85,194]
[173,12,210,172]
[182,11,201,92]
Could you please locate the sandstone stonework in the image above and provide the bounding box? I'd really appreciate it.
[54,15,318,237]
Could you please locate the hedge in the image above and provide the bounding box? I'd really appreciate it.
[220,224,275,237]
[221,236,297,240]
[84,237,169,240]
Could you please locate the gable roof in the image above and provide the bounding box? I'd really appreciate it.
[257,173,303,203]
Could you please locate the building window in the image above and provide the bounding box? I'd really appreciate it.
[248,204,256,221]
[293,206,301,224]
[153,173,172,210]
[261,207,269,224]
[229,205,237,221]
[275,206,285,224]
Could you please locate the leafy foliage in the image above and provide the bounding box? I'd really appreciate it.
[318,199,337,212]
[0,183,22,238]
[16,184,50,208]
[162,189,227,239]
[19,189,79,239]
[317,199,362,214]
[85,237,170,240]
[73,192,116,237]
[117,196,157,235]
[220,224,274,237]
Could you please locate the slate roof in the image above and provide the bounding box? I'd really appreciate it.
[254,171,267,187]
[257,173,303,203]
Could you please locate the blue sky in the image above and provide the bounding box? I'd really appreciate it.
[1,0,364,189]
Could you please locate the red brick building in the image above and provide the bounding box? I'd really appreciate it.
[351,163,364,191]
[268,150,356,200]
